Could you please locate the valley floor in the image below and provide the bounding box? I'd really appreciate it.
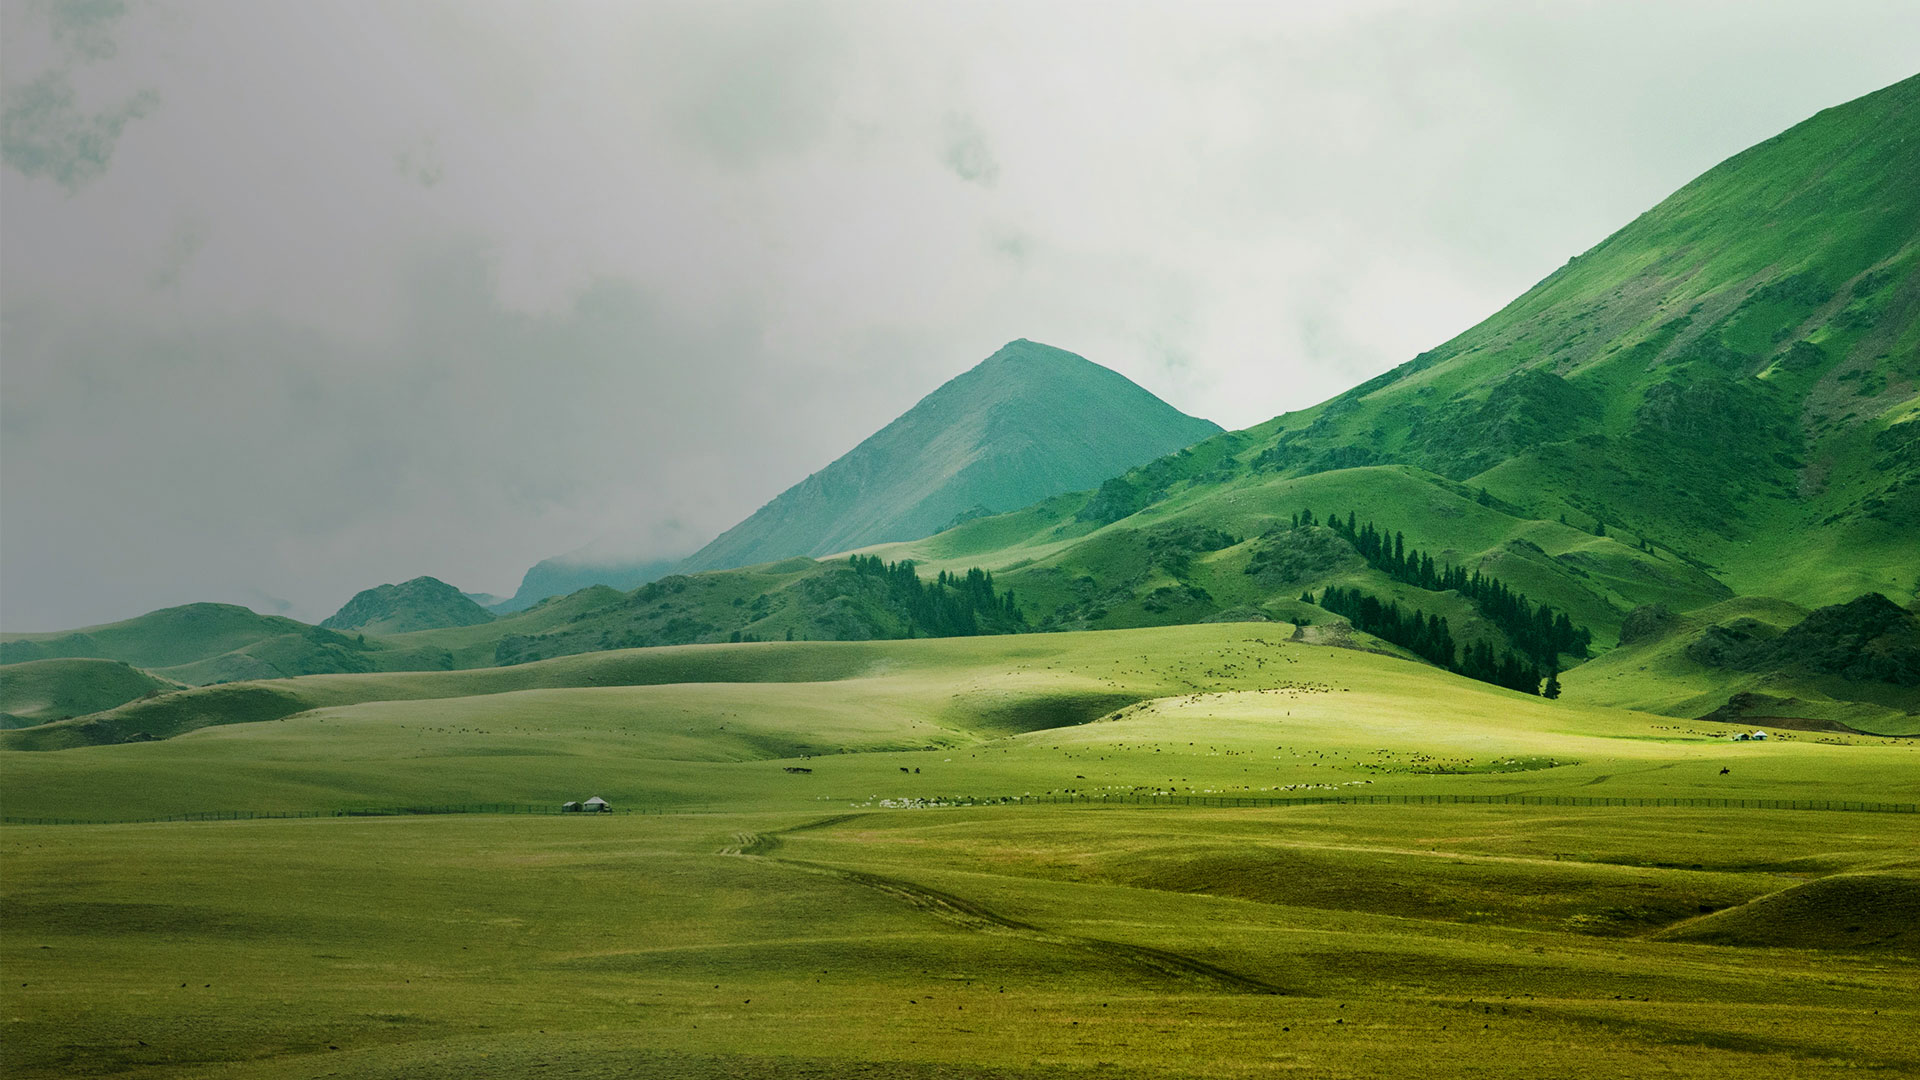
[4,805,1917,1079]
[3,626,1916,1077]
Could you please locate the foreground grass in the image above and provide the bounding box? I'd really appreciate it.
[5,627,1915,1077]
[5,805,1916,1079]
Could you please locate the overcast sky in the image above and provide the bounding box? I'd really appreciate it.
[3,1,1916,631]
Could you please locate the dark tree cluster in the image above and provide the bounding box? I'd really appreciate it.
[1295,509,1592,665]
[847,555,1026,638]
[1311,585,1545,695]
[1310,585,1457,669]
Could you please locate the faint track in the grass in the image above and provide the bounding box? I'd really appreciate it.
[721,814,1286,995]
[714,812,871,856]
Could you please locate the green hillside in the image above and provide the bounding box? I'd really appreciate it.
[0,604,335,670]
[851,74,1920,719]
[1563,594,1920,734]
[0,603,455,687]
[320,575,495,634]
[0,659,178,728]
[677,339,1222,573]
[1193,73,1918,607]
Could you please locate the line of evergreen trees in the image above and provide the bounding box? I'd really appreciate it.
[1311,585,1457,669]
[847,555,1025,638]
[1291,508,1591,665]
[1311,584,1546,695]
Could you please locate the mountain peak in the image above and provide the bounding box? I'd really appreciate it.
[321,576,494,635]
[676,342,1221,574]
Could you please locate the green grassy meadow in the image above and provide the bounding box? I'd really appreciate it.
[6,626,1915,819]
[5,806,1916,1079]
[4,626,1919,1078]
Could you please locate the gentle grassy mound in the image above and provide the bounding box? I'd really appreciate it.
[1653,871,1920,951]
[4,625,1916,821]
[0,636,897,750]
[0,658,178,728]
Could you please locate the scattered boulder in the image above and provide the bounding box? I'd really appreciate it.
[1617,603,1676,646]
[1683,617,1779,668]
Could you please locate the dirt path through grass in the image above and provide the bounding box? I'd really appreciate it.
[723,813,1290,995]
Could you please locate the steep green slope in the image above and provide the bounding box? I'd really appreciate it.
[872,464,1719,656]
[1216,73,1920,606]
[849,75,1920,716]
[0,659,179,728]
[321,575,495,634]
[677,339,1221,573]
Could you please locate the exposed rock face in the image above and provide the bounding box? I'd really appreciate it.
[1617,604,1676,646]
[1683,618,1778,668]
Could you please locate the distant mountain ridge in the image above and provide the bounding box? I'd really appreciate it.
[321,576,495,635]
[677,339,1222,573]
[0,603,432,685]
[492,555,681,614]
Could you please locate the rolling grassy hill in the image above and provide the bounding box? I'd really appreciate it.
[5,624,1915,814]
[1563,594,1920,733]
[0,658,178,728]
[0,603,460,687]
